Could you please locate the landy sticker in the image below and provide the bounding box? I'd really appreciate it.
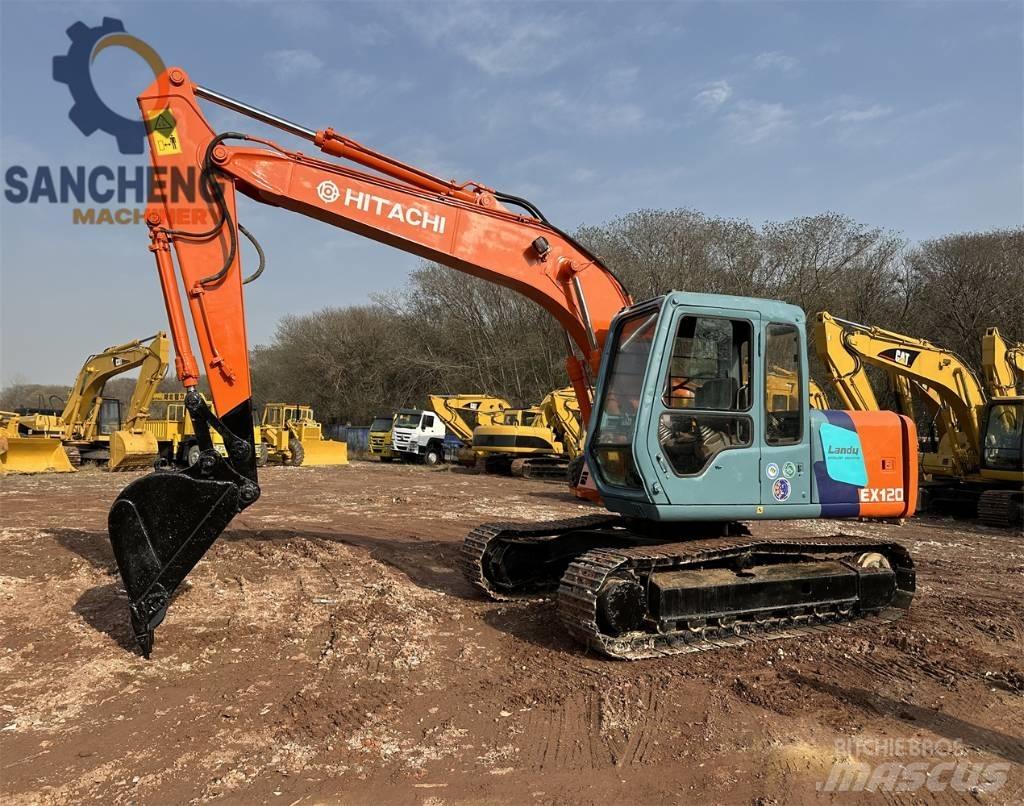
[819,423,868,487]
[765,462,780,480]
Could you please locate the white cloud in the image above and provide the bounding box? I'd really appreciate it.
[725,101,793,144]
[753,51,799,72]
[819,104,893,125]
[694,80,733,111]
[268,49,324,80]
[404,2,575,77]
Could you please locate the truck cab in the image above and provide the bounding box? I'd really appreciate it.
[588,292,918,523]
[391,409,448,465]
[368,414,396,462]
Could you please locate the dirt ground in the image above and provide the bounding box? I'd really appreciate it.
[2,461,1022,805]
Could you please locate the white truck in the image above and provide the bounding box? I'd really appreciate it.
[390,408,450,465]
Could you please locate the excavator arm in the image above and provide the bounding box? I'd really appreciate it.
[982,327,1024,398]
[541,388,584,459]
[122,333,170,431]
[55,332,168,442]
[813,312,987,476]
[813,312,941,426]
[427,395,511,444]
[109,69,631,655]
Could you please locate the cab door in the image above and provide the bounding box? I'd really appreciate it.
[759,322,812,509]
[651,305,762,507]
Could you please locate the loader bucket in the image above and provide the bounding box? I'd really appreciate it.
[108,461,242,656]
[298,438,348,466]
[109,429,159,471]
[0,434,75,474]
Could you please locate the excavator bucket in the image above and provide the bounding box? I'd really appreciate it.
[0,431,75,474]
[297,437,348,466]
[108,429,159,471]
[108,458,243,656]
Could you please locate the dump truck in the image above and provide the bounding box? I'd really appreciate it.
[368,414,396,462]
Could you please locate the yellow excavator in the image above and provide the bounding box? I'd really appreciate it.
[471,387,583,479]
[982,327,1024,399]
[1,333,169,472]
[813,312,1022,526]
[428,394,511,464]
[258,404,348,466]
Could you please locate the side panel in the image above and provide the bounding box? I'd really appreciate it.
[810,410,917,518]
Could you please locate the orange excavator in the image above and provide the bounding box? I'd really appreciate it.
[110,69,916,658]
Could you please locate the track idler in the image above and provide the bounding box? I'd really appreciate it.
[107,392,259,656]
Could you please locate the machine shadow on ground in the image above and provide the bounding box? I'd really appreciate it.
[790,673,1024,765]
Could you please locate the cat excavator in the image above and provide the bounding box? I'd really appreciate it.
[472,387,584,479]
[108,69,916,658]
[427,394,511,464]
[813,312,1022,526]
[3,332,169,471]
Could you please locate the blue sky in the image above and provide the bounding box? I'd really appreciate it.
[1,0,1021,383]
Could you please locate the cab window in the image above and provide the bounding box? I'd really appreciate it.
[662,316,752,411]
[422,414,434,428]
[765,323,802,445]
[659,316,753,475]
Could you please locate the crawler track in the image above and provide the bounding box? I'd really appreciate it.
[462,517,915,658]
[558,538,915,659]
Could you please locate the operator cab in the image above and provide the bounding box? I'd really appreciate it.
[587,291,915,522]
[97,398,123,435]
[980,397,1023,474]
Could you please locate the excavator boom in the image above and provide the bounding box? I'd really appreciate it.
[110,69,630,655]
[427,395,511,444]
[982,327,1024,398]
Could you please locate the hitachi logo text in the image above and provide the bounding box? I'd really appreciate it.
[341,188,446,234]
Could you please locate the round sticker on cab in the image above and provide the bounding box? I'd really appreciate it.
[765,462,780,480]
[772,478,792,502]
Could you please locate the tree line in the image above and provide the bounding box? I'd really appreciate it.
[3,211,1020,426]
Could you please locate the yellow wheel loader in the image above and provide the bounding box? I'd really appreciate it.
[1,333,169,472]
[146,392,268,468]
[0,416,75,473]
[258,404,348,467]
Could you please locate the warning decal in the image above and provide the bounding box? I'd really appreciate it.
[146,109,182,155]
